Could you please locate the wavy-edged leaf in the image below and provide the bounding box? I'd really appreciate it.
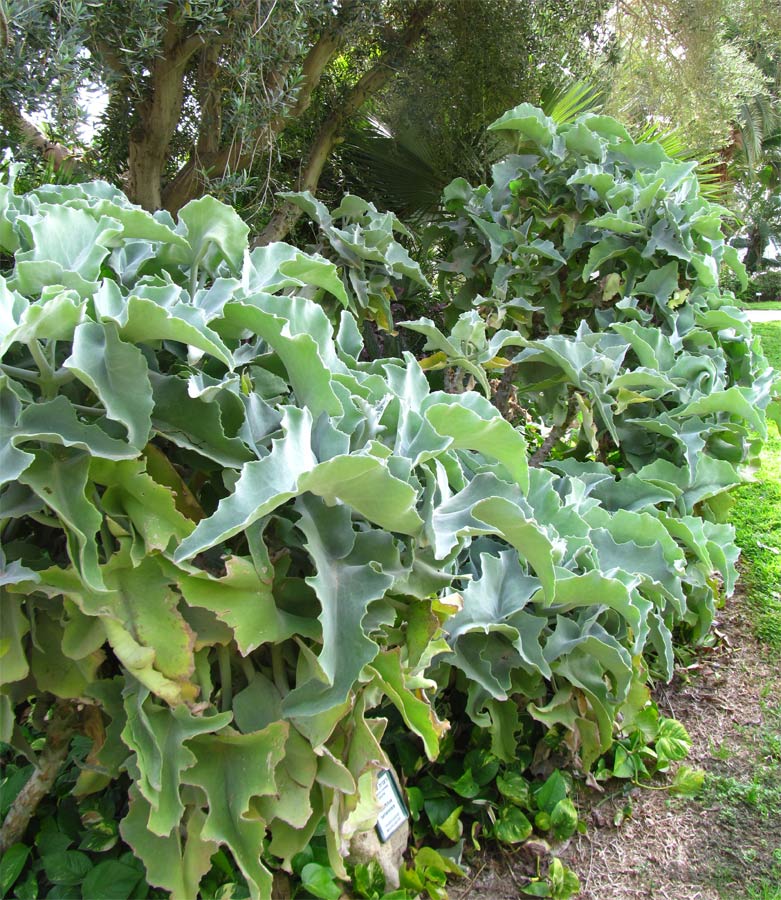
[425,402,528,491]
[242,243,348,306]
[64,321,153,450]
[90,458,194,550]
[219,299,342,418]
[368,648,448,760]
[13,206,121,295]
[177,194,249,274]
[174,406,316,561]
[0,594,30,685]
[472,497,556,602]
[0,284,85,355]
[121,788,217,900]
[121,687,232,836]
[150,372,254,468]
[282,496,396,717]
[182,722,288,900]
[488,104,555,147]
[94,281,233,368]
[11,395,137,461]
[174,556,306,655]
[299,454,423,536]
[18,448,104,591]
[674,386,766,439]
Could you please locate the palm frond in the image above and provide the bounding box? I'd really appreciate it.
[635,122,731,203]
[540,81,606,124]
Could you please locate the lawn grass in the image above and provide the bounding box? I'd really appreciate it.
[728,321,781,655]
[742,301,781,310]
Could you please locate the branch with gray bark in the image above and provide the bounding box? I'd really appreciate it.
[529,391,579,467]
[254,1,434,246]
[0,701,78,855]
[161,0,360,215]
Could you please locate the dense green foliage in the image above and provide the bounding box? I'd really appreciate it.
[603,0,781,271]
[745,271,781,304]
[1,104,780,899]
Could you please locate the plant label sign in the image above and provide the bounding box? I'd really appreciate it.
[375,770,408,842]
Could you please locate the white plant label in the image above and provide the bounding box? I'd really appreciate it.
[375,770,408,842]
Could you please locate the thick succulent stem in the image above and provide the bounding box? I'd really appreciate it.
[0,702,77,854]
[529,392,578,467]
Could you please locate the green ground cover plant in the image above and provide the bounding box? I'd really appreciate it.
[1,106,780,899]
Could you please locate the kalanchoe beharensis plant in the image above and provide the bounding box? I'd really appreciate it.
[0,98,778,900]
[414,103,781,480]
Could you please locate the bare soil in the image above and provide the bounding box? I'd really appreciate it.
[451,588,781,899]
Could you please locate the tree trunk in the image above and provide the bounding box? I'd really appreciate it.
[255,1,434,247]
[743,224,765,274]
[127,12,206,210]
[161,1,358,216]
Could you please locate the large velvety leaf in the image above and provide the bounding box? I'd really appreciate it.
[0,594,31,685]
[0,283,85,355]
[368,648,448,761]
[219,299,342,418]
[176,408,423,562]
[174,555,300,655]
[18,448,104,591]
[121,687,232,836]
[674,386,767,439]
[174,407,316,561]
[488,103,556,147]
[182,723,288,900]
[91,458,194,550]
[14,205,121,294]
[35,553,197,703]
[149,372,254,468]
[242,243,349,307]
[430,473,527,559]
[70,196,189,247]
[102,554,196,691]
[177,194,249,273]
[282,496,396,717]
[29,610,102,698]
[299,454,423,536]
[425,402,528,491]
[251,727,318,829]
[472,497,556,602]
[94,281,233,368]
[10,396,137,460]
[121,788,218,900]
[64,321,153,449]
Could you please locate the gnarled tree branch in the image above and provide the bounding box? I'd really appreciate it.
[127,7,208,210]
[0,702,78,855]
[161,0,359,215]
[255,0,434,246]
[529,391,579,467]
[0,104,77,173]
